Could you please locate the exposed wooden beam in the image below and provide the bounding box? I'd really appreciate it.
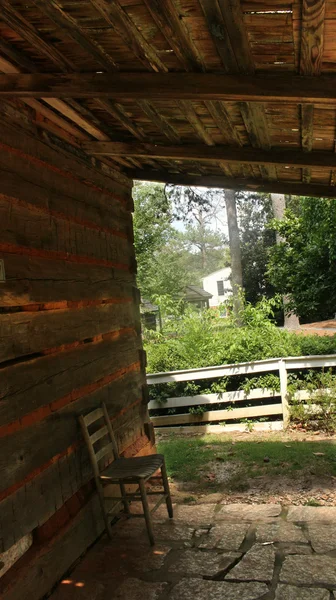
[82,140,336,170]
[32,0,118,71]
[128,168,336,198]
[300,0,325,183]
[300,0,326,76]
[89,0,167,72]
[142,0,205,72]
[0,0,75,71]
[1,72,336,103]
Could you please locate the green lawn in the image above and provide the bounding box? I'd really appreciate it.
[157,433,336,489]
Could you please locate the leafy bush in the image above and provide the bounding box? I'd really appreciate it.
[289,370,336,433]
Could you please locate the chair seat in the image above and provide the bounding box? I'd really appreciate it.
[100,453,164,482]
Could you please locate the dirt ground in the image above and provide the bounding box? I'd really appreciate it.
[157,430,336,507]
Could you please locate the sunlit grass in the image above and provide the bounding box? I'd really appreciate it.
[157,433,336,486]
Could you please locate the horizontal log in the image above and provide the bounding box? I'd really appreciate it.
[0,393,145,551]
[0,253,134,307]
[129,169,336,199]
[0,164,130,234]
[0,116,132,204]
[84,141,336,170]
[151,403,283,426]
[0,195,133,269]
[0,494,104,600]
[0,374,145,493]
[0,333,142,427]
[1,73,336,104]
[0,301,136,363]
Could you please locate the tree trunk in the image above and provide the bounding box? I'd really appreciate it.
[225,189,244,323]
[271,193,300,330]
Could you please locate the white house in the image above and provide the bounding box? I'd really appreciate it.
[202,267,232,309]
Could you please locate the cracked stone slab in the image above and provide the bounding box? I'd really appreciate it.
[113,578,167,600]
[287,506,336,522]
[217,504,281,522]
[169,578,268,600]
[168,549,240,576]
[226,543,275,582]
[198,523,249,551]
[281,544,312,555]
[280,555,336,586]
[256,522,307,544]
[174,504,216,525]
[151,522,195,541]
[308,523,336,554]
[275,584,330,600]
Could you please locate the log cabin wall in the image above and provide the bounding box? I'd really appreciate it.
[0,100,151,600]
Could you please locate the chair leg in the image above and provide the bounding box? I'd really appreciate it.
[139,478,155,546]
[97,481,113,539]
[119,482,131,516]
[161,459,173,518]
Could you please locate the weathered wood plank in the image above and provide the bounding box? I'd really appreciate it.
[0,195,133,270]
[0,253,134,307]
[0,399,146,552]
[148,388,278,410]
[0,118,132,205]
[0,374,144,493]
[82,140,336,169]
[142,0,205,71]
[0,164,130,234]
[1,73,336,103]
[300,0,326,76]
[128,169,336,198]
[0,302,136,363]
[0,494,104,600]
[0,333,141,427]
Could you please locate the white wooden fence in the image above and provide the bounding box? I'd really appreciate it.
[147,354,336,432]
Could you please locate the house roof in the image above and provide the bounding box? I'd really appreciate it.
[183,285,212,301]
[2,2,336,197]
[202,267,231,280]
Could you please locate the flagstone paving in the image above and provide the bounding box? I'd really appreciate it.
[50,502,336,600]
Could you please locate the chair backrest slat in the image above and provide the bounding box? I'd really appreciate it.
[90,424,108,445]
[96,442,114,463]
[79,403,119,481]
[83,407,104,426]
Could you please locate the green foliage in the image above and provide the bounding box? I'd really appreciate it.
[236,192,276,305]
[289,369,336,433]
[240,374,281,396]
[268,196,336,321]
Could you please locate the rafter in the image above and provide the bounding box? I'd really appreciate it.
[128,169,336,199]
[89,0,167,72]
[1,72,336,103]
[300,0,325,183]
[82,140,336,170]
[142,0,205,72]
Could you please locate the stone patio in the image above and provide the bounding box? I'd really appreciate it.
[49,502,336,600]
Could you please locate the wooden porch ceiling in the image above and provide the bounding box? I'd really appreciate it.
[0,0,335,197]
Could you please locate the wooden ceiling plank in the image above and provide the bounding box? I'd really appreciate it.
[142,0,205,72]
[2,72,336,102]
[198,0,239,72]
[300,0,325,183]
[128,168,336,198]
[137,100,181,143]
[178,100,214,146]
[32,0,118,71]
[89,0,167,72]
[0,0,75,72]
[82,140,336,170]
[300,0,326,76]
[0,39,38,73]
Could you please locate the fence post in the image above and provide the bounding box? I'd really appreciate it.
[279,359,289,428]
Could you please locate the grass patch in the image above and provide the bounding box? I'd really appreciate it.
[157,434,336,486]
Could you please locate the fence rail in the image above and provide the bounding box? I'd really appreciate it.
[147,354,336,431]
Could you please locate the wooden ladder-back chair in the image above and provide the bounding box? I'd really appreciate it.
[79,403,173,545]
